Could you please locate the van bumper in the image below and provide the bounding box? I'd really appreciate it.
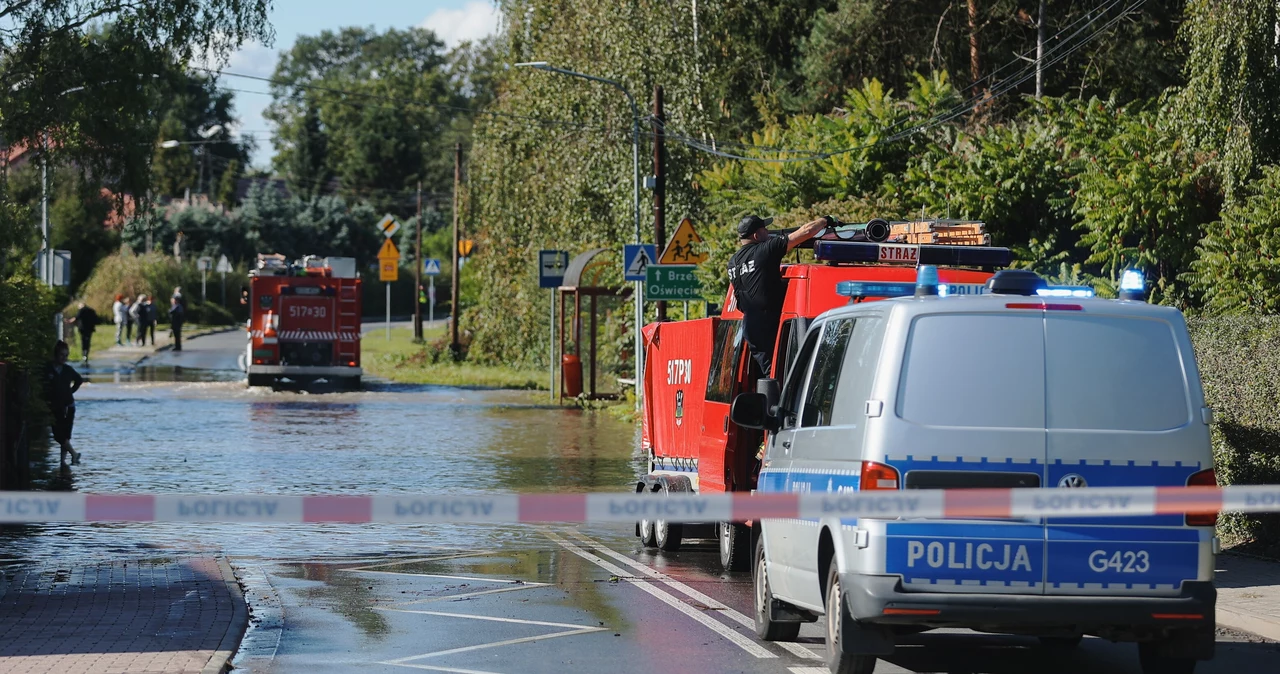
[846,573,1215,642]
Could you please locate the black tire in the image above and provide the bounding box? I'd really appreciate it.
[654,483,682,551]
[1138,642,1197,674]
[1038,635,1083,652]
[754,537,801,642]
[638,516,656,547]
[825,563,878,674]
[719,521,751,571]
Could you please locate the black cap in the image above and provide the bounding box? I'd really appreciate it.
[737,214,773,239]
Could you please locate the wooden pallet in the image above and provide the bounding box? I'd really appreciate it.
[890,220,989,246]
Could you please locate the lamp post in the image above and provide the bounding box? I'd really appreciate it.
[159,124,223,201]
[514,62,645,406]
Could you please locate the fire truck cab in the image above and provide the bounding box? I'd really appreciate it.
[637,220,1010,570]
[245,254,363,390]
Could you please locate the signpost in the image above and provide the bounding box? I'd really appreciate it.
[197,256,212,302]
[657,218,706,265]
[623,244,657,282]
[215,254,231,306]
[539,250,569,402]
[645,264,701,301]
[423,258,442,323]
[377,220,401,340]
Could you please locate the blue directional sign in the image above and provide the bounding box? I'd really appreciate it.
[624,244,657,282]
[539,249,569,288]
[423,258,442,276]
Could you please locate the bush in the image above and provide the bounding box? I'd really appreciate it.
[70,251,247,325]
[1188,316,1280,546]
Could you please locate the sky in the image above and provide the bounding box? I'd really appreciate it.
[210,0,502,169]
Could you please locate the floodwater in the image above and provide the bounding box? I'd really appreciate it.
[3,363,644,563]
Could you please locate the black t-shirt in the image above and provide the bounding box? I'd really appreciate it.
[728,235,789,352]
[76,306,99,333]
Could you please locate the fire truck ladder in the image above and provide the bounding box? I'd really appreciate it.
[337,284,360,366]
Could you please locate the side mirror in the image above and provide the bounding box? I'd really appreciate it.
[756,377,780,412]
[731,392,777,431]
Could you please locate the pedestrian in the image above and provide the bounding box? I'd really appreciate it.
[169,296,185,352]
[727,214,829,377]
[172,286,184,308]
[145,296,157,346]
[112,294,128,345]
[129,294,145,345]
[43,340,83,465]
[69,301,99,363]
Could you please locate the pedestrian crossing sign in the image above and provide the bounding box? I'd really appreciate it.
[424,258,442,275]
[658,218,706,264]
[624,244,657,282]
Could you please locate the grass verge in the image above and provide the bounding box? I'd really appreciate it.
[361,325,547,389]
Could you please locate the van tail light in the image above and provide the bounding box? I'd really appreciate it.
[860,461,900,490]
[1185,469,1218,527]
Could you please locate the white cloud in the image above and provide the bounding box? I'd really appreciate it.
[421,1,501,49]
[224,41,279,79]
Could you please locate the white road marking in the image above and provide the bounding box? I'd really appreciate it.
[388,583,547,608]
[381,664,499,674]
[561,528,822,660]
[345,570,535,584]
[345,550,500,571]
[542,529,776,659]
[380,608,601,630]
[380,626,605,666]
[789,668,830,674]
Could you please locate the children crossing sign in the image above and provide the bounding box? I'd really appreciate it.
[657,218,706,265]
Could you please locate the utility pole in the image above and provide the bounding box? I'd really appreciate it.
[1035,0,1046,99]
[414,180,423,341]
[653,85,667,322]
[450,143,462,357]
[968,0,984,114]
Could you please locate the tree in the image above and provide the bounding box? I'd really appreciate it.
[152,113,197,198]
[1176,0,1280,201]
[1185,166,1280,314]
[285,103,330,200]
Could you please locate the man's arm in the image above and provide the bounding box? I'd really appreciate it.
[786,217,830,252]
[70,368,83,395]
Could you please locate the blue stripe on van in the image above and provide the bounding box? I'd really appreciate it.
[1046,459,1201,526]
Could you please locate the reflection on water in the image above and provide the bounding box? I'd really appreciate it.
[3,379,644,563]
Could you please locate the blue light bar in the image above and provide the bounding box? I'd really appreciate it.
[1120,269,1144,292]
[814,241,1013,267]
[1036,285,1095,298]
[836,281,916,299]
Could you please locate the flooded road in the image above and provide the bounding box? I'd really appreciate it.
[6,331,1279,674]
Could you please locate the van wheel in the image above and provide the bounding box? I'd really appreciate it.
[638,518,656,547]
[719,522,750,571]
[1138,643,1196,674]
[654,484,682,551]
[1038,635,1083,651]
[754,537,800,641]
[825,563,878,674]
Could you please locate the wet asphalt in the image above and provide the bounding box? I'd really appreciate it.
[6,330,1280,673]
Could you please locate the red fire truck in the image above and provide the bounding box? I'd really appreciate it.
[245,254,363,390]
[636,219,1011,570]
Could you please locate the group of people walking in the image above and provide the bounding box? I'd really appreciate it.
[111,294,157,347]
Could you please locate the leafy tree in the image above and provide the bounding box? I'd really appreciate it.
[285,103,330,200]
[152,112,197,198]
[1185,166,1280,314]
[216,160,243,209]
[49,172,119,294]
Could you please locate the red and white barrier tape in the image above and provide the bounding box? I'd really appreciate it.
[1,485,1279,523]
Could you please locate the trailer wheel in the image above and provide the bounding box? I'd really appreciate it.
[719,522,751,571]
[654,483,682,552]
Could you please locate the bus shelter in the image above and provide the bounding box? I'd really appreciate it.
[557,248,629,400]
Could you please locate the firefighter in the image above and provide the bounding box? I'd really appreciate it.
[727,214,829,377]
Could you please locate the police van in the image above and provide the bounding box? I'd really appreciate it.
[732,267,1218,674]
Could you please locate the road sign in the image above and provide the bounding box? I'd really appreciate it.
[377,214,400,239]
[459,239,475,257]
[197,256,212,271]
[215,254,232,273]
[424,258,442,276]
[658,218,706,265]
[380,260,398,282]
[623,244,657,282]
[538,250,569,288]
[645,264,702,301]
[377,238,400,260]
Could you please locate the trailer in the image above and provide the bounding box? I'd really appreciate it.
[245,254,362,391]
[636,220,1012,570]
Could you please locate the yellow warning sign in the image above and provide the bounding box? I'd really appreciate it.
[658,218,706,264]
[377,238,400,261]
[380,259,398,282]
[459,239,475,257]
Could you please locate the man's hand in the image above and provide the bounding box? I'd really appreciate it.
[786,216,831,251]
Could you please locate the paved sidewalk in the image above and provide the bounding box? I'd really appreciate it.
[0,557,246,674]
[1217,553,1280,641]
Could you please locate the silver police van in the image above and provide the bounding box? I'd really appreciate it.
[732,267,1218,674]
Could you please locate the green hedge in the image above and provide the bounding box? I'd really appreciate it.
[1188,316,1280,546]
[71,251,248,325]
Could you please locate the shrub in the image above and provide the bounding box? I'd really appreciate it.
[1188,316,1280,546]
[71,251,247,324]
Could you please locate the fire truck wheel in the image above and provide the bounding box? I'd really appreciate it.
[754,537,800,642]
[638,517,656,547]
[825,563,879,674]
[719,522,750,571]
[654,484,683,551]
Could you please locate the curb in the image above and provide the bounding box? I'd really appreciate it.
[203,557,249,674]
[1217,604,1280,642]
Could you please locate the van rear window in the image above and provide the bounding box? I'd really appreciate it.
[1045,315,1189,431]
[897,315,1045,428]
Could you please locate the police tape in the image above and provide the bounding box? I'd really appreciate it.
[2,484,1280,523]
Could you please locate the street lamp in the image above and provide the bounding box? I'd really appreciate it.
[514,61,645,406]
